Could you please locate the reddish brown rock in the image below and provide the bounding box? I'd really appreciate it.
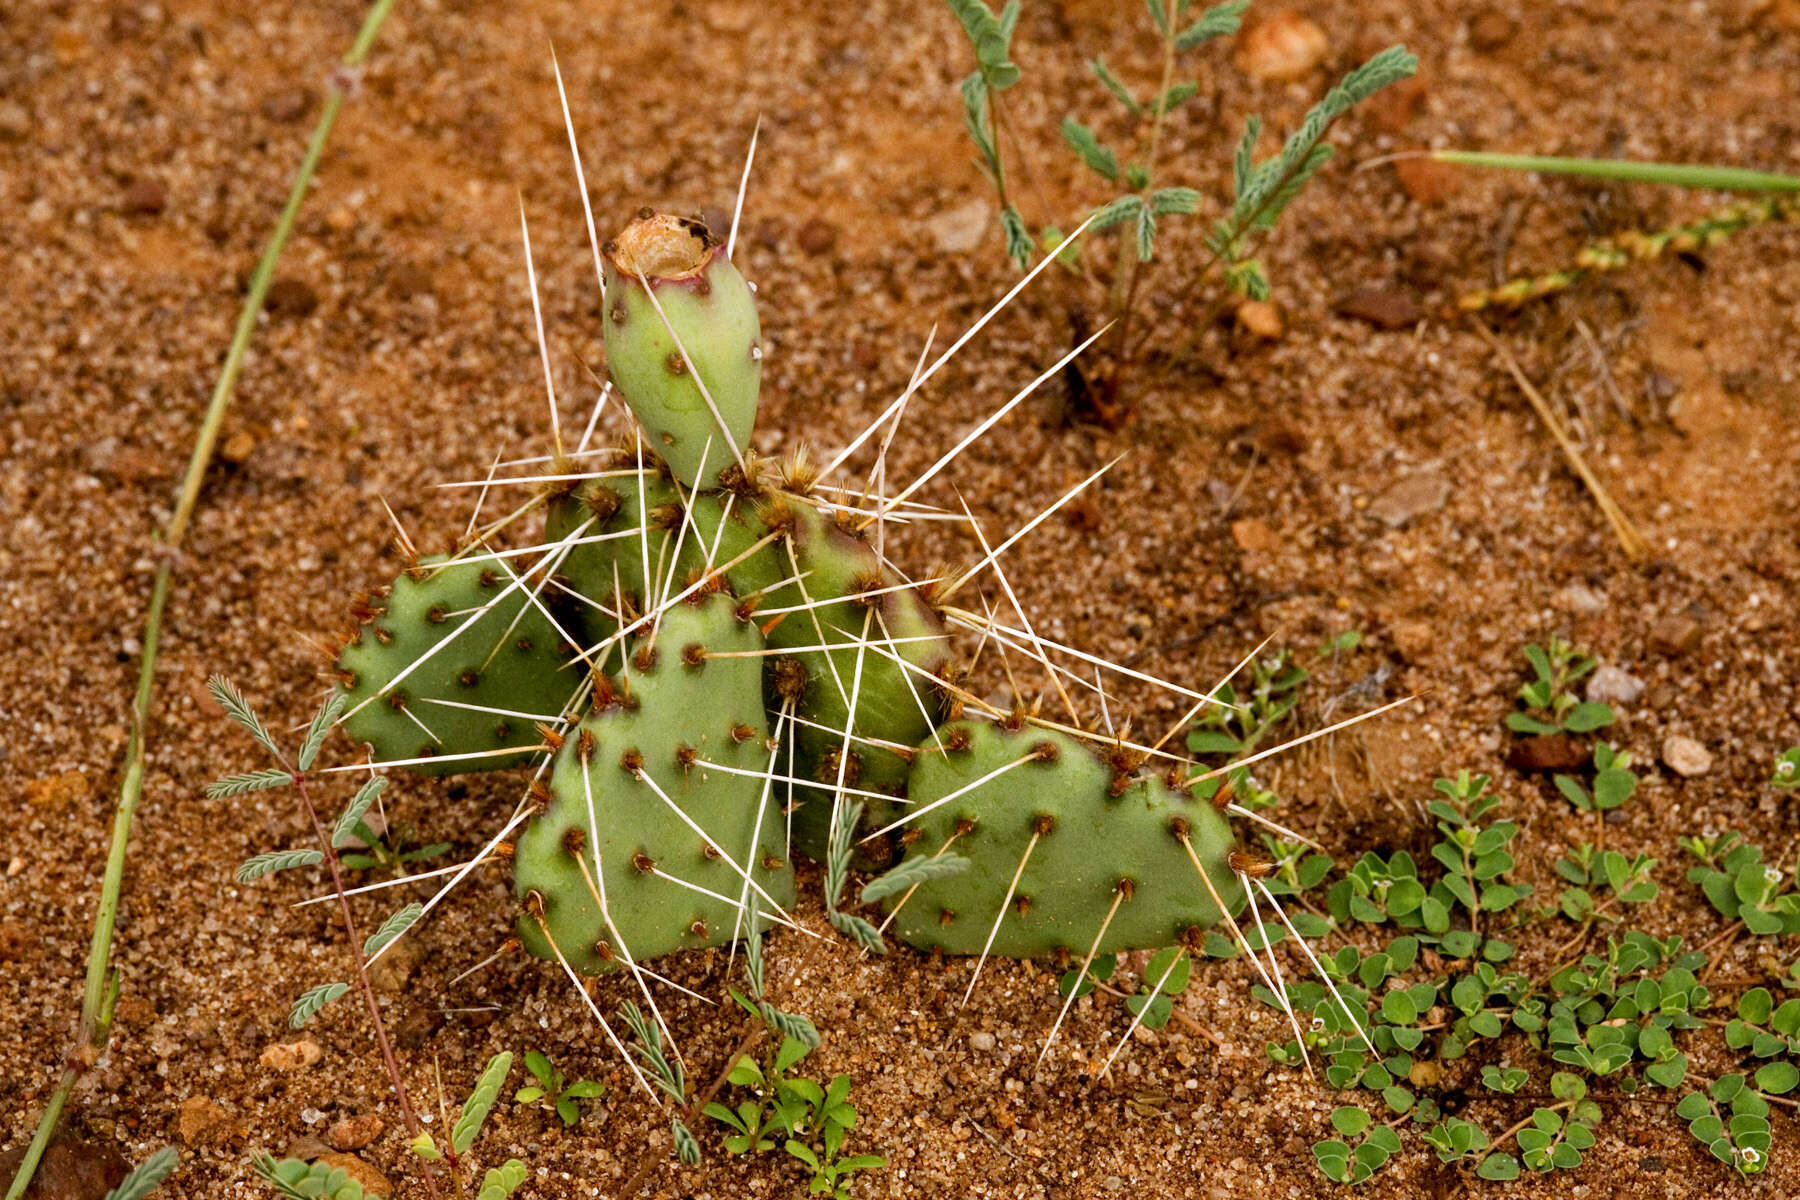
[1394,157,1460,206]
[315,1154,393,1199]
[1648,615,1701,656]
[1334,289,1423,330]
[1506,734,1590,772]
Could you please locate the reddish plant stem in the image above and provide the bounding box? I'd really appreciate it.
[290,768,442,1200]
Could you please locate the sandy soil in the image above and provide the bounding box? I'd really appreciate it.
[3,0,1799,1197]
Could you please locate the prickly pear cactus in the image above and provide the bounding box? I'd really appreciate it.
[513,589,795,974]
[601,211,761,489]
[545,466,784,653]
[313,205,1283,988]
[758,493,949,857]
[334,556,582,776]
[885,721,1244,957]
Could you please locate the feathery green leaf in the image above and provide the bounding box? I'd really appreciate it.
[103,1147,179,1200]
[1090,56,1143,116]
[362,902,424,957]
[298,692,347,772]
[207,675,280,757]
[1060,118,1119,181]
[236,848,323,884]
[861,853,972,904]
[206,768,294,799]
[1175,0,1248,50]
[332,775,388,849]
[289,982,349,1028]
[452,1051,514,1154]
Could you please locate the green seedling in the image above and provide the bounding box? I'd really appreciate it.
[336,815,452,875]
[1058,953,1117,1001]
[406,1051,525,1200]
[1683,835,1800,936]
[514,1050,605,1127]
[1312,1105,1400,1185]
[1724,988,1800,1070]
[1770,747,1800,790]
[1125,946,1192,1030]
[1508,636,1613,735]
[946,0,1415,422]
[780,1075,886,1199]
[1550,844,1658,923]
[1552,742,1637,813]
[1677,1074,1772,1175]
[706,949,885,1197]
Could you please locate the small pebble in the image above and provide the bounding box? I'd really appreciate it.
[1661,735,1712,778]
[261,87,314,123]
[926,199,991,257]
[1234,10,1330,81]
[177,1095,235,1146]
[1559,583,1607,615]
[1469,8,1518,51]
[121,178,167,216]
[220,431,256,464]
[1587,665,1645,706]
[1235,299,1284,340]
[1333,288,1422,330]
[969,1031,996,1052]
[1367,474,1450,528]
[1507,734,1589,772]
[327,1112,384,1152]
[315,1154,393,1199]
[260,1038,324,1071]
[1394,156,1459,206]
[1649,615,1701,656]
[1230,517,1281,554]
[264,278,319,318]
[796,217,839,257]
[0,101,31,142]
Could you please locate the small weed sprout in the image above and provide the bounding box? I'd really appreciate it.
[514,1050,606,1126]
[945,0,1416,421]
[706,915,886,1195]
[101,1149,179,1200]
[1507,636,1614,735]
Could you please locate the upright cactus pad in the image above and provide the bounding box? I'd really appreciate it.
[513,590,795,974]
[885,721,1244,958]
[602,212,761,489]
[546,469,783,654]
[334,557,582,776]
[760,495,950,857]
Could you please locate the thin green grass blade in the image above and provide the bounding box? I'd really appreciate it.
[1433,152,1800,192]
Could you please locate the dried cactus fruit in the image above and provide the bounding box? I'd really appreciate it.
[601,212,761,489]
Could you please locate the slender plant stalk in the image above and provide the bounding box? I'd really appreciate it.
[1430,152,1800,192]
[1098,0,1181,410]
[287,770,441,1199]
[5,4,400,1196]
[1467,318,1648,563]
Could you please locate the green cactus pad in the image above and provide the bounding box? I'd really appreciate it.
[602,212,761,489]
[514,590,795,974]
[885,720,1243,959]
[761,495,950,858]
[335,556,583,776]
[546,470,784,656]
